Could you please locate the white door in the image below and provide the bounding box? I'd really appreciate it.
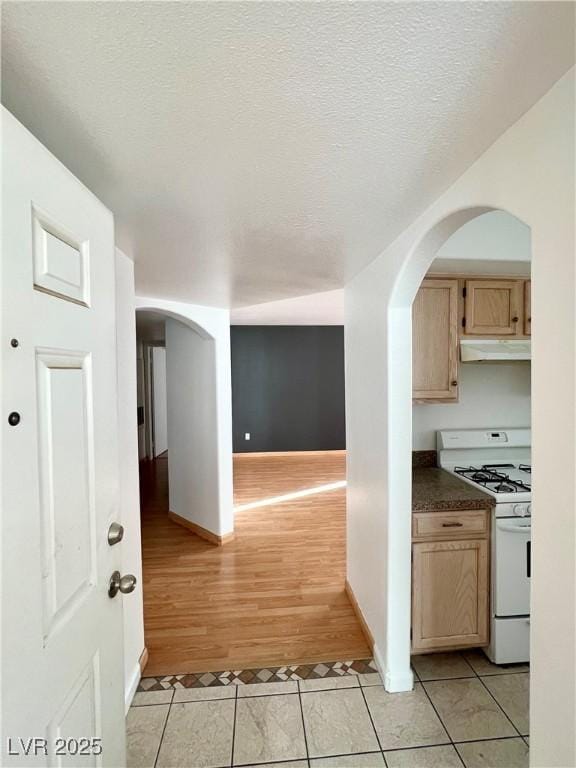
[152,347,168,457]
[1,109,126,765]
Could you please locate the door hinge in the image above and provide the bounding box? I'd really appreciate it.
[463,287,467,298]
[462,317,466,328]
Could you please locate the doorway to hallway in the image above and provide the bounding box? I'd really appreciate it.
[136,311,168,463]
[139,450,370,676]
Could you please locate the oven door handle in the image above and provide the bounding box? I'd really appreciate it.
[496,522,531,534]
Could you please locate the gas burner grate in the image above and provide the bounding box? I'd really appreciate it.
[519,464,532,474]
[454,465,531,493]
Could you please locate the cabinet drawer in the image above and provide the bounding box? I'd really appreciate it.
[413,510,489,540]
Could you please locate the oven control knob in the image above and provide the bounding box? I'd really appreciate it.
[513,503,526,517]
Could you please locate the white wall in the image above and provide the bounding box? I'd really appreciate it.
[135,297,234,537]
[413,363,531,450]
[165,319,223,533]
[152,346,168,456]
[345,68,574,768]
[435,209,531,261]
[115,251,145,710]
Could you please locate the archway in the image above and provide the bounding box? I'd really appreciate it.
[135,297,234,538]
[133,300,235,677]
[344,75,575,751]
[135,306,215,341]
[385,206,531,687]
[135,303,234,539]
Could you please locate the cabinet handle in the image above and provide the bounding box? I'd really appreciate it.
[512,316,519,323]
[451,380,458,387]
[442,522,463,527]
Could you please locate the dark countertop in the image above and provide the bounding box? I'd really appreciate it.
[412,467,494,512]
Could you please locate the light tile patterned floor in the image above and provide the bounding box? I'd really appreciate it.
[127,651,529,768]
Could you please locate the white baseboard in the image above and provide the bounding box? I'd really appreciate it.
[384,668,415,692]
[373,643,414,693]
[125,662,142,714]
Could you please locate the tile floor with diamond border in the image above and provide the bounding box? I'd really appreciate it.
[127,651,529,768]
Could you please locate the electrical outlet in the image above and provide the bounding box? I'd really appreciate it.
[244,432,251,441]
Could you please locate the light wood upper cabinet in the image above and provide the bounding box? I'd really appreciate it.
[413,276,530,403]
[464,279,523,336]
[412,537,489,653]
[413,279,459,401]
[524,280,531,336]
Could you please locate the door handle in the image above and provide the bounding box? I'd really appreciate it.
[108,571,137,598]
[107,522,124,546]
[496,522,531,534]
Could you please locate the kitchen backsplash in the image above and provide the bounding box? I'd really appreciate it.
[412,450,437,468]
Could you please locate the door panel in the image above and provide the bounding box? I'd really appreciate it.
[464,279,523,335]
[2,108,125,765]
[33,206,90,306]
[36,351,95,638]
[412,539,489,652]
[46,655,101,768]
[412,279,459,400]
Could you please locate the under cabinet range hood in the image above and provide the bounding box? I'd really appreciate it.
[460,339,531,362]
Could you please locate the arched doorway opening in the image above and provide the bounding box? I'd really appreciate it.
[134,302,234,674]
[134,299,370,678]
[384,207,532,718]
[135,305,232,538]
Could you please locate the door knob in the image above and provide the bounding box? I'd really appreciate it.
[107,522,124,546]
[108,571,137,598]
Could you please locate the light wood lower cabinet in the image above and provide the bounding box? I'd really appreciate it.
[412,510,490,654]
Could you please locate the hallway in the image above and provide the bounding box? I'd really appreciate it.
[140,452,370,676]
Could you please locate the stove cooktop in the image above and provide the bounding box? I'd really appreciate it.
[453,464,531,495]
[437,429,532,503]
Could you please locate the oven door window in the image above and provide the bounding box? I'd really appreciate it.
[494,519,531,617]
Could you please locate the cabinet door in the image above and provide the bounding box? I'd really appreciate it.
[524,280,531,336]
[464,279,523,335]
[412,539,489,652]
[412,279,459,401]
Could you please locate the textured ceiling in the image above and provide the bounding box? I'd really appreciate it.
[231,289,344,325]
[2,2,573,308]
[232,210,531,323]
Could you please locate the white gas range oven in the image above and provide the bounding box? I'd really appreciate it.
[437,428,531,665]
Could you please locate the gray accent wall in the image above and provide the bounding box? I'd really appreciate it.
[231,326,345,452]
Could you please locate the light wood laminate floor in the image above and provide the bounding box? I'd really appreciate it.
[140,451,370,676]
